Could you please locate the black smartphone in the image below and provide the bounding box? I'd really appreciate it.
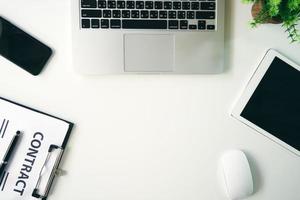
[0,16,52,75]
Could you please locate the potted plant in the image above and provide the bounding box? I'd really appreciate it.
[242,0,300,42]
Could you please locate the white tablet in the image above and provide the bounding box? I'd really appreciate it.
[232,49,300,156]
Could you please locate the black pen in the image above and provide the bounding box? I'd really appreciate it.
[0,131,21,176]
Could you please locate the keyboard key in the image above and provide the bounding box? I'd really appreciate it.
[191,2,199,10]
[81,0,97,8]
[164,1,172,9]
[207,24,215,30]
[126,1,135,9]
[81,10,102,18]
[201,2,216,10]
[178,11,185,19]
[168,11,176,19]
[173,2,181,10]
[180,20,188,29]
[122,10,130,18]
[189,24,197,29]
[150,11,158,18]
[145,1,154,9]
[122,20,167,29]
[136,1,144,9]
[98,0,107,8]
[155,1,163,9]
[103,10,112,18]
[113,10,121,18]
[101,19,109,28]
[187,11,195,19]
[91,19,100,28]
[82,19,90,28]
[182,2,190,10]
[159,11,167,18]
[110,19,121,28]
[141,10,149,18]
[117,1,126,8]
[198,20,206,29]
[169,20,178,29]
[131,10,139,18]
[108,1,116,8]
[196,11,215,19]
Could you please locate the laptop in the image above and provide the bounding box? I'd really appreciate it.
[71,0,225,74]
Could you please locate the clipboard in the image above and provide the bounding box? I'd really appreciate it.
[0,96,73,200]
[32,145,65,200]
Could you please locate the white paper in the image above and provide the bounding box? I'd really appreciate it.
[0,98,70,200]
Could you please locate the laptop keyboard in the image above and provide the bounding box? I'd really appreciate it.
[80,0,216,30]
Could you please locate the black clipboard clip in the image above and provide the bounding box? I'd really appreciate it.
[32,145,64,200]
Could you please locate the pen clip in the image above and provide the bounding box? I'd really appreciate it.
[32,144,64,199]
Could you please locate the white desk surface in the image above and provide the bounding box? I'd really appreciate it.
[0,1,300,200]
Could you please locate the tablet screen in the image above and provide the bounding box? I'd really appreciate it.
[241,57,300,150]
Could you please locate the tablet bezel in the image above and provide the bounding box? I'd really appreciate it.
[232,49,300,156]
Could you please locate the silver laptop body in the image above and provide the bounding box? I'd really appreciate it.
[71,0,225,74]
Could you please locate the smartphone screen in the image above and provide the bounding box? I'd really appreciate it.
[0,17,52,75]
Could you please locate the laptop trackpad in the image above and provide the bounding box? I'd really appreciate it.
[124,34,174,72]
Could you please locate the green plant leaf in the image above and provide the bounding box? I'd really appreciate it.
[241,0,300,42]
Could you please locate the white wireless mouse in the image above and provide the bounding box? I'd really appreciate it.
[220,150,254,200]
